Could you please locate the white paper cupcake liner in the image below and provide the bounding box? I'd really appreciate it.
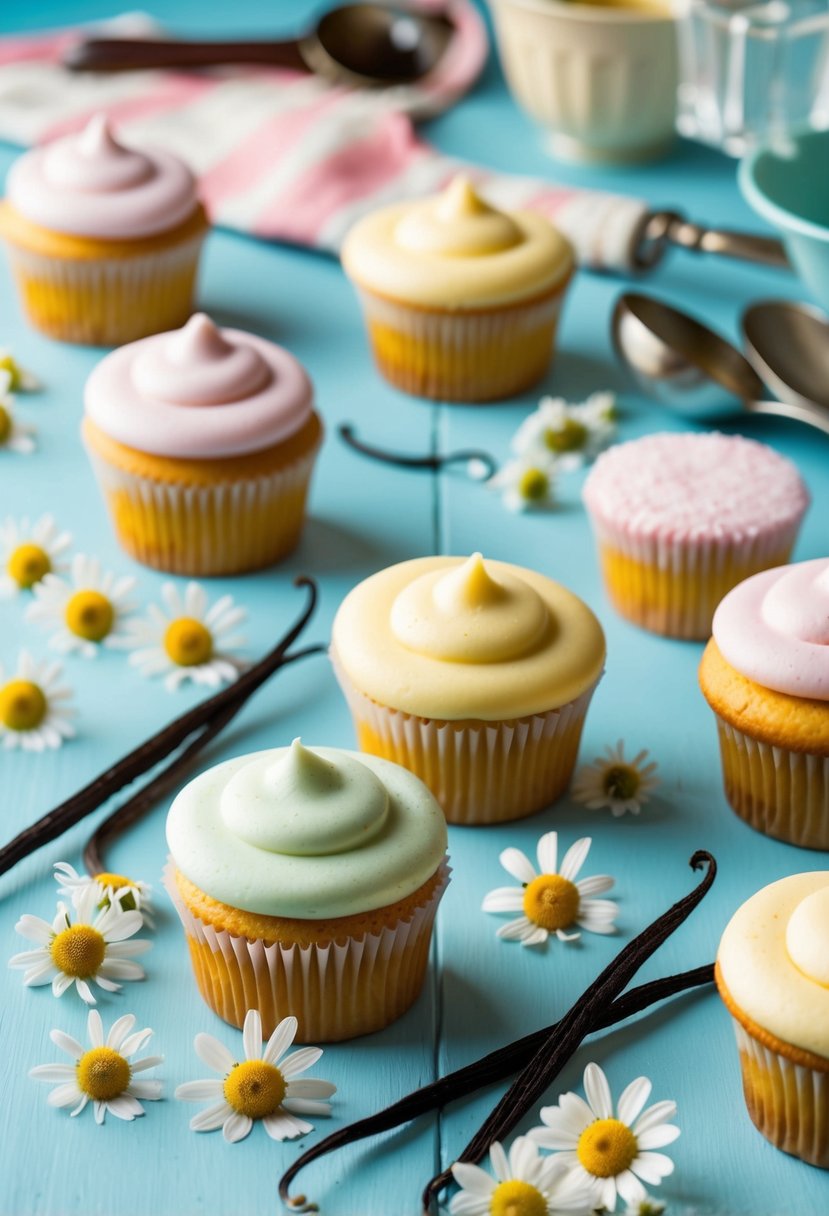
[5,231,206,345]
[85,442,319,576]
[733,1017,829,1167]
[715,716,829,849]
[332,652,598,825]
[163,861,450,1043]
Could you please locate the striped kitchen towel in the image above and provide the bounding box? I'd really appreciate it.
[0,6,649,270]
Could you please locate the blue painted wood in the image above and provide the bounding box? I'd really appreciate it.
[1,3,828,1214]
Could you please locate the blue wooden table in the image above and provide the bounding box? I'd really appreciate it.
[1,3,827,1213]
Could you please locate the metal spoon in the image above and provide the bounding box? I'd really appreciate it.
[63,3,454,86]
[611,291,829,437]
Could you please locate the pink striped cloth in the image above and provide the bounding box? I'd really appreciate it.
[0,8,649,270]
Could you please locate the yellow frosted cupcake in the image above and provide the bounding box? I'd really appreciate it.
[583,432,809,639]
[82,313,322,575]
[699,559,829,849]
[341,176,573,402]
[716,873,829,1167]
[331,553,605,825]
[165,739,449,1042]
[0,114,208,346]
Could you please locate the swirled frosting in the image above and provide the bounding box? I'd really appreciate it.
[6,114,200,239]
[84,313,313,459]
[332,554,605,720]
[166,739,448,918]
[341,176,573,308]
[583,432,809,544]
[717,872,829,1059]
[712,559,829,701]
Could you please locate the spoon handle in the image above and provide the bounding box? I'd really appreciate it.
[633,210,789,271]
[63,37,309,73]
[749,399,829,438]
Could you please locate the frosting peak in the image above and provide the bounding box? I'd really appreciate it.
[787,888,829,986]
[394,176,522,257]
[133,314,272,407]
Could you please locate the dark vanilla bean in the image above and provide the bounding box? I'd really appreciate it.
[0,577,319,880]
[83,645,325,876]
[339,423,497,480]
[420,850,717,1213]
[278,962,713,1213]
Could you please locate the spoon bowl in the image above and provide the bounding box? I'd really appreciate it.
[742,299,829,413]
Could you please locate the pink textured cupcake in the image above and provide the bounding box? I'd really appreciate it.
[582,432,809,639]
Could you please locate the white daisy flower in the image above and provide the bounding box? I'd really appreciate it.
[30,1008,162,1124]
[0,370,36,455]
[529,1062,680,1212]
[449,1135,594,1216]
[0,350,41,391]
[9,884,151,1004]
[27,554,137,658]
[482,832,618,947]
[0,514,72,598]
[512,392,617,471]
[54,862,155,930]
[488,453,557,513]
[571,742,659,818]
[175,1008,335,1144]
[623,1198,666,1216]
[123,581,247,692]
[0,650,75,751]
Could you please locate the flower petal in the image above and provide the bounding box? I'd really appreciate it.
[575,875,614,897]
[559,838,592,882]
[130,1055,164,1074]
[127,1080,163,1101]
[29,1064,76,1082]
[617,1076,651,1126]
[616,1169,647,1206]
[50,1029,83,1060]
[499,848,536,884]
[481,888,524,913]
[632,1100,677,1136]
[496,917,537,942]
[106,1093,144,1121]
[489,1141,510,1182]
[175,1079,225,1102]
[584,1062,613,1120]
[280,1046,323,1079]
[106,1014,136,1051]
[47,1082,83,1108]
[243,1008,262,1061]
[637,1124,681,1151]
[451,1163,496,1196]
[535,831,558,876]
[195,1032,234,1076]
[189,1101,232,1132]
[632,1152,675,1183]
[285,1078,336,1100]
[222,1111,253,1144]
[263,1110,311,1141]
[281,1097,331,1117]
[263,1016,298,1066]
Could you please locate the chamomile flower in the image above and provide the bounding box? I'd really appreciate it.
[529,1063,680,1212]
[9,884,150,1005]
[624,1198,666,1216]
[449,1135,593,1216]
[0,350,41,391]
[0,651,75,751]
[0,514,72,598]
[175,1008,335,1143]
[30,1008,162,1124]
[571,742,659,818]
[53,862,155,929]
[482,832,618,947]
[27,554,137,658]
[488,453,557,513]
[0,372,36,455]
[512,392,617,470]
[124,581,247,692]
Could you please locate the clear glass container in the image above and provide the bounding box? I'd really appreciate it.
[676,0,829,154]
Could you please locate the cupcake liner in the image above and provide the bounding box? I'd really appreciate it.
[732,1016,829,1167]
[589,518,799,639]
[164,861,450,1043]
[714,715,829,850]
[355,283,568,403]
[3,231,205,345]
[85,443,318,576]
[333,654,598,825]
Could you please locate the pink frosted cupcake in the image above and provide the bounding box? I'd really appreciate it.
[582,432,809,639]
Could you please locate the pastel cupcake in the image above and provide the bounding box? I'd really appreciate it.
[716,873,829,1167]
[582,432,809,640]
[82,313,323,575]
[341,176,573,403]
[165,739,449,1042]
[699,559,829,849]
[331,553,605,825]
[0,114,208,346]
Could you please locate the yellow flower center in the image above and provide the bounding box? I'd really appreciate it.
[490,1179,548,1216]
[96,872,139,912]
[544,418,588,453]
[0,403,11,445]
[164,617,213,667]
[603,764,640,801]
[577,1118,638,1178]
[518,467,549,502]
[76,1047,131,1101]
[0,354,26,391]
[65,589,114,642]
[50,924,106,978]
[0,679,47,731]
[522,874,580,931]
[223,1060,286,1120]
[7,542,51,589]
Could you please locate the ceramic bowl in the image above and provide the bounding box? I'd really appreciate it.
[488,0,678,164]
[740,128,829,315]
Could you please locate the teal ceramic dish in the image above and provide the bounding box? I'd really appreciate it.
[740,128,829,314]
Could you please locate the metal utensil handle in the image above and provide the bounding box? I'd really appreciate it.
[63,36,309,73]
[749,398,829,437]
[633,210,789,271]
